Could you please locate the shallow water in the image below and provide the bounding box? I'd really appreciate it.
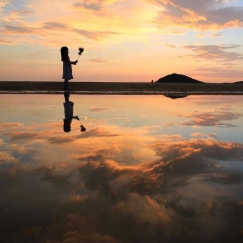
[0,94,243,242]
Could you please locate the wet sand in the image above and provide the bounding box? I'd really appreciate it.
[1,81,243,95]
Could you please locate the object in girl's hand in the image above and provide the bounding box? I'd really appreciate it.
[78,47,84,55]
[80,124,86,132]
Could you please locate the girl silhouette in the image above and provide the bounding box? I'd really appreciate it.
[60,46,78,90]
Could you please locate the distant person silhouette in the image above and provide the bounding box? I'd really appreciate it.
[60,46,78,90]
[63,91,86,132]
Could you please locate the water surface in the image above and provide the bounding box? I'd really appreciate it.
[1,94,243,242]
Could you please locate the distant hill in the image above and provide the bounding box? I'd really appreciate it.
[156,73,203,83]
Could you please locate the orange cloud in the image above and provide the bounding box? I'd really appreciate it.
[149,0,243,31]
[0,151,17,164]
[178,109,242,127]
[183,45,243,64]
[88,58,107,63]
[73,0,112,11]
[2,10,33,22]
[2,120,243,242]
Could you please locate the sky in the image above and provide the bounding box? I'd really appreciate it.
[0,0,243,83]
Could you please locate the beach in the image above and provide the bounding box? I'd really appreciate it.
[1,81,243,94]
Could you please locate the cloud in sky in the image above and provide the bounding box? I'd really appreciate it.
[183,44,243,64]
[2,9,33,23]
[73,0,106,11]
[88,58,107,63]
[0,0,9,11]
[167,43,243,70]
[2,0,243,39]
[150,0,243,30]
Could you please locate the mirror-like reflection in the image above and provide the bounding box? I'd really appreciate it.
[63,91,86,132]
[0,94,243,243]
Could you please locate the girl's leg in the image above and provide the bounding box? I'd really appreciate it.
[64,79,69,86]
[64,79,73,90]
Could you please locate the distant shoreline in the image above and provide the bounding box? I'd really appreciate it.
[1,81,243,95]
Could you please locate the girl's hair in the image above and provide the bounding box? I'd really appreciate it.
[60,46,68,61]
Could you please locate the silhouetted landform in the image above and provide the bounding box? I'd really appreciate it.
[156,73,203,83]
[1,80,243,95]
[164,94,188,99]
[234,81,243,83]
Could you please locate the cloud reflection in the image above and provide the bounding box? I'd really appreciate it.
[1,95,243,242]
[179,109,242,127]
[3,132,240,242]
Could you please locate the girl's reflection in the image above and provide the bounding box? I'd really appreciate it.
[63,91,86,132]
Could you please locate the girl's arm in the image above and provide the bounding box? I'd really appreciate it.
[63,56,78,65]
[69,60,78,65]
[67,60,78,65]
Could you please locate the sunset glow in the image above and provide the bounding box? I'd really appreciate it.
[1,0,243,82]
[1,94,243,242]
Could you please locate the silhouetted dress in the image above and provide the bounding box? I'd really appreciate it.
[64,101,74,120]
[62,55,73,80]
[63,101,73,132]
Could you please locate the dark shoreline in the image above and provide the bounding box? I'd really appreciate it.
[1,81,243,95]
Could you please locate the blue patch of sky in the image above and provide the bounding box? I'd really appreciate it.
[168,29,243,50]
[219,29,243,46]
[10,0,25,9]
[227,0,243,7]
[1,2,12,16]
[3,0,17,12]
[1,0,26,19]
[2,0,31,16]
